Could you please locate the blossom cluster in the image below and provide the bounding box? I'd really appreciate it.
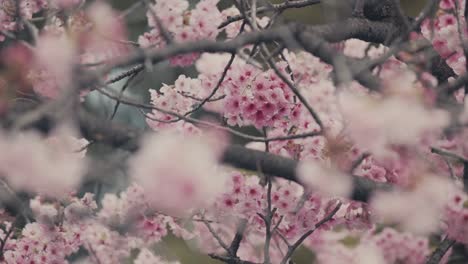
[138,0,223,66]
[0,170,451,264]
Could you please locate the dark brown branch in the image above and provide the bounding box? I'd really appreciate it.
[89,20,387,90]
[431,147,468,163]
[75,108,390,202]
[228,220,247,256]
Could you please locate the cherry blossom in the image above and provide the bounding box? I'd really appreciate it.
[0,126,88,198]
[129,130,227,216]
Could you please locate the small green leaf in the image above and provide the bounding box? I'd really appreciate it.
[462,200,468,208]
[339,236,360,248]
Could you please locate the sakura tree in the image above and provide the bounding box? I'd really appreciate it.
[1,0,468,263]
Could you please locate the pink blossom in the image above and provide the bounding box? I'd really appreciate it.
[129,130,227,216]
[135,248,180,264]
[30,196,59,225]
[84,1,130,60]
[338,90,449,158]
[139,0,222,66]
[64,193,97,222]
[0,126,88,198]
[371,175,454,234]
[297,160,352,197]
[444,190,468,244]
[30,34,77,99]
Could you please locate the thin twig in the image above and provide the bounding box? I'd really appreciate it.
[280,201,342,264]
[143,0,173,44]
[109,71,140,120]
[426,236,455,264]
[183,53,236,117]
[0,221,15,260]
[349,152,370,174]
[202,216,231,253]
[229,219,248,256]
[263,46,324,129]
[431,147,468,163]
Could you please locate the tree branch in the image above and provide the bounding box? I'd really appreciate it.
[426,236,455,264]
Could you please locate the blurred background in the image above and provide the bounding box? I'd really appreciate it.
[82,1,428,263]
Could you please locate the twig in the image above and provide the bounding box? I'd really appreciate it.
[119,0,144,19]
[183,53,236,117]
[426,236,455,264]
[143,0,173,44]
[109,71,140,120]
[280,201,342,264]
[105,65,145,86]
[0,220,15,260]
[202,216,231,253]
[349,152,370,174]
[260,174,275,264]
[261,45,324,129]
[229,219,248,256]
[431,147,468,163]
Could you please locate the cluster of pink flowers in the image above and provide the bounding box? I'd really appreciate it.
[0,167,458,263]
[444,190,468,243]
[422,0,467,74]
[148,52,334,130]
[138,0,223,66]
[2,185,191,263]
[222,64,297,128]
[0,0,46,42]
[146,75,203,130]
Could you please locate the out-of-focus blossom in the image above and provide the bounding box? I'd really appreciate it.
[50,0,83,9]
[0,125,88,198]
[129,130,227,216]
[297,160,352,197]
[0,44,33,90]
[83,1,130,61]
[30,197,59,225]
[338,90,449,158]
[343,39,386,59]
[371,175,454,234]
[30,34,77,99]
[134,248,181,264]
